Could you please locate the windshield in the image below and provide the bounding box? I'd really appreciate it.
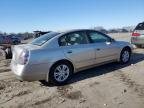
[31,32,60,46]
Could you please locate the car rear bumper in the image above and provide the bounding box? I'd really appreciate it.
[11,61,50,81]
[131,37,144,45]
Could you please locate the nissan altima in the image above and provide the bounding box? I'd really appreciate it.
[11,29,133,85]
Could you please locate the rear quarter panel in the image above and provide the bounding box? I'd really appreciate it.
[29,48,66,65]
[23,48,68,81]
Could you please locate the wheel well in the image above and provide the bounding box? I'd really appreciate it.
[122,46,132,54]
[50,59,74,73]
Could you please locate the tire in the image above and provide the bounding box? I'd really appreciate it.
[5,48,12,59]
[40,61,73,86]
[119,48,131,64]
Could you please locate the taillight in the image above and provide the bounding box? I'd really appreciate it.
[132,33,140,36]
[18,50,29,65]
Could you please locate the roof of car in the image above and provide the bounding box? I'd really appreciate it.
[47,29,101,38]
[61,29,97,34]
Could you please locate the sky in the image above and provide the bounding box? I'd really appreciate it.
[0,0,144,33]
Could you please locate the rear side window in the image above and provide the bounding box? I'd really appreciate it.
[31,32,59,46]
[59,32,88,46]
[135,23,144,30]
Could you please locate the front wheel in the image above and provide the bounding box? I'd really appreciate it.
[119,48,131,64]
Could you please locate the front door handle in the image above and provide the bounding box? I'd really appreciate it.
[67,50,72,54]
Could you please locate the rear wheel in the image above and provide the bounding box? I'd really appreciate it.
[40,61,73,86]
[120,48,131,64]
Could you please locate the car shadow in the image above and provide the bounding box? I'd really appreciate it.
[68,52,144,84]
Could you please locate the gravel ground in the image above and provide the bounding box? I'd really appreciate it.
[0,33,144,108]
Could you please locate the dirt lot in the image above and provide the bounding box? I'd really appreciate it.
[0,33,144,108]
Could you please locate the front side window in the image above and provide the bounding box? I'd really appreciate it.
[59,32,88,46]
[88,31,110,43]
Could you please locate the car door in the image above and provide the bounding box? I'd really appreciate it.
[59,31,96,69]
[87,31,119,64]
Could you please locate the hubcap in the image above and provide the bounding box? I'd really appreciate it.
[54,65,70,82]
[122,50,130,63]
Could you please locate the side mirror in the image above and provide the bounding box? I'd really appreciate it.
[110,38,115,42]
[106,41,111,45]
[106,38,115,45]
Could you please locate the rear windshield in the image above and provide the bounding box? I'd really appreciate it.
[135,23,144,30]
[31,32,60,46]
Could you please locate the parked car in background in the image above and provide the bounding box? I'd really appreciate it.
[131,22,144,48]
[0,36,5,44]
[0,35,21,59]
[11,29,133,85]
[33,31,51,38]
[0,35,21,45]
[11,36,21,45]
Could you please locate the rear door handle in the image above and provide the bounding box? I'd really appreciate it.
[96,48,100,51]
